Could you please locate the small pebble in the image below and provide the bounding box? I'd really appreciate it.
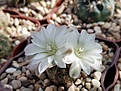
[91,79,100,88]
[44,79,51,86]
[67,84,75,91]
[17,57,25,63]
[102,22,111,29]
[85,82,91,90]
[12,61,20,68]
[118,58,121,63]
[11,80,21,89]
[21,87,33,91]
[0,78,8,86]
[15,40,21,45]
[58,86,65,91]
[113,26,120,32]
[93,71,102,81]
[6,68,16,74]
[14,18,19,27]
[0,73,7,80]
[119,71,121,80]
[118,63,121,70]
[87,29,94,33]
[13,70,22,76]
[39,87,43,91]
[18,76,28,82]
[81,88,88,91]
[21,80,31,87]
[114,84,120,91]
[75,79,82,85]
[45,87,53,91]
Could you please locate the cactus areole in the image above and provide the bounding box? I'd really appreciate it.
[75,0,115,22]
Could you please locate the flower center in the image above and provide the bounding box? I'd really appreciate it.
[46,44,57,55]
[75,46,85,58]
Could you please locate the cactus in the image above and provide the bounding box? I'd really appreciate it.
[46,65,75,85]
[75,0,115,22]
[0,34,11,58]
[0,9,9,29]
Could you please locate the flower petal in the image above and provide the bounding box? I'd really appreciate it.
[31,38,46,48]
[30,57,46,65]
[90,59,101,71]
[33,53,48,60]
[64,53,79,64]
[38,58,52,74]
[69,62,81,78]
[56,46,69,55]
[54,55,66,68]
[24,44,42,56]
[79,30,95,45]
[68,27,79,47]
[80,60,91,75]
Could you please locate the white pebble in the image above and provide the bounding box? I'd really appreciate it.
[15,40,21,45]
[22,27,30,35]
[12,61,20,68]
[75,79,82,85]
[91,79,100,88]
[6,68,16,74]
[95,29,102,36]
[113,26,120,32]
[16,26,22,33]
[23,7,28,13]
[51,0,56,8]
[52,13,57,20]
[43,7,49,14]
[94,26,101,31]
[93,71,102,81]
[87,29,94,33]
[67,84,75,91]
[98,22,105,25]
[37,14,43,20]
[114,84,120,91]
[14,18,19,27]
[57,4,65,15]
[102,22,111,29]
[56,17,61,23]
[85,82,91,90]
[81,88,88,91]
[119,71,121,80]
[40,1,46,7]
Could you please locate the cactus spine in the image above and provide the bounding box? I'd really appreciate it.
[0,34,11,58]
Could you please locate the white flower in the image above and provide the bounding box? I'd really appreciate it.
[64,28,102,78]
[24,24,71,75]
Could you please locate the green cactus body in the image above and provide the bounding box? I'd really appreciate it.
[46,65,75,85]
[75,0,115,22]
[0,10,8,28]
[0,34,11,58]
